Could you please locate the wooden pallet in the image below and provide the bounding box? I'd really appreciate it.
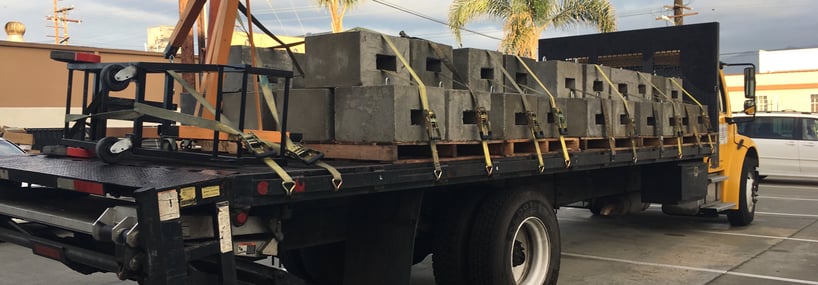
[503,138,581,156]
[643,134,714,147]
[309,138,583,162]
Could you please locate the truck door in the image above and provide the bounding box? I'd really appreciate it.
[798,117,818,175]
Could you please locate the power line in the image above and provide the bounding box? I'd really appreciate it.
[369,0,502,41]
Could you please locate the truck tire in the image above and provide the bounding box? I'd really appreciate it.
[432,191,485,285]
[467,189,560,285]
[727,157,759,226]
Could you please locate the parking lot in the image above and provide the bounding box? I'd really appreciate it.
[2,178,817,285]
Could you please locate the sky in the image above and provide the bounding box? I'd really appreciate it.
[1,0,817,65]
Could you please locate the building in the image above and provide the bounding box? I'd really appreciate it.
[727,48,818,113]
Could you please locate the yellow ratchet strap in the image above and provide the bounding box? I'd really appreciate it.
[594,65,638,163]
[380,33,443,181]
[514,56,572,168]
[498,61,546,172]
[670,78,714,152]
[428,43,494,176]
[249,60,344,191]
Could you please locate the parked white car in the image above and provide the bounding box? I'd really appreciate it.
[735,112,818,178]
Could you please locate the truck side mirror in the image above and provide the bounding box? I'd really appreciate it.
[744,67,755,98]
[743,67,756,115]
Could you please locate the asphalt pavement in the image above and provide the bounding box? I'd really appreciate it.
[1,177,817,284]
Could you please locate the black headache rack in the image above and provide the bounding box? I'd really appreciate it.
[538,22,721,136]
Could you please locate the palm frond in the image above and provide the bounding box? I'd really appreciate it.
[549,0,617,32]
[448,0,510,45]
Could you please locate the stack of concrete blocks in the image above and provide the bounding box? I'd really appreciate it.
[607,68,654,137]
[452,48,517,140]
[302,30,448,144]
[546,63,611,138]
[651,75,690,136]
[407,39,486,142]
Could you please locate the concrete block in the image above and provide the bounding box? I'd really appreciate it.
[220,91,276,131]
[452,48,504,93]
[609,100,655,136]
[608,68,642,102]
[489,93,542,140]
[651,102,675,137]
[291,52,307,89]
[275,88,334,142]
[651,75,684,103]
[685,103,710,133]
[634,71,654,102]
[224,46,296,92]
[555,98,606,137]
[409,39,453,89]
[660,102,692,136]
[583,64,612,99]
[334,85,446,143]
[304,30,410,88]
[534,60,584,98]
[502,55,541,95]
[444,89,491,141]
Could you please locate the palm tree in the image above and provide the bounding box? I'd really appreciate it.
[448,0,616,58]
[316,0,362,32]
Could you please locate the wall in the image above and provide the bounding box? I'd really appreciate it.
[0,41,172,127]
[727,70,818,113]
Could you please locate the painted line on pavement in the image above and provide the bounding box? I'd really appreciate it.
[759,196,818,202]
[695,230,818,243]
[563,252,818,285]
[757,211,818,218]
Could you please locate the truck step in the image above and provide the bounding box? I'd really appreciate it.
[700,202,736,212]
[0,192,131,235]
[708,174,729,183]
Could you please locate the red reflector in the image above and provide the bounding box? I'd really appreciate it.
[234,211,248,226]
[73,180,105,195]
[294,180,306,193]
[50,50,101,63]
[33,243,65,261]
[66,147,94,158]
[74,52,101,63]
[256,181,269,195]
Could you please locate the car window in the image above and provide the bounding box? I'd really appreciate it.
[0,140,25,155]
[738,117,797,140]
[803,118,818,141]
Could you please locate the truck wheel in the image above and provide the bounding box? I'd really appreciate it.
[727,157,759,226]
[432,191,485,285]
[467,189,560,285]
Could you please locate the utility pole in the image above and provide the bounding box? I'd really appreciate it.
[656,0,697,26]
[46,0,81,45]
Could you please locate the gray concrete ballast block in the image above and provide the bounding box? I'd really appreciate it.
[535,60,584,98]
[502,55,541,95]
[444,90,491,141]
[490,93,542,140]
[304,30,410,88]
[334,85,446,143]
[583,64,612,99]
[409,39,454,89]
[275,88,334,142]
[452,48,504,93]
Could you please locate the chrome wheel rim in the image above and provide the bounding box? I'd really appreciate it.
[510,217,550,285]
